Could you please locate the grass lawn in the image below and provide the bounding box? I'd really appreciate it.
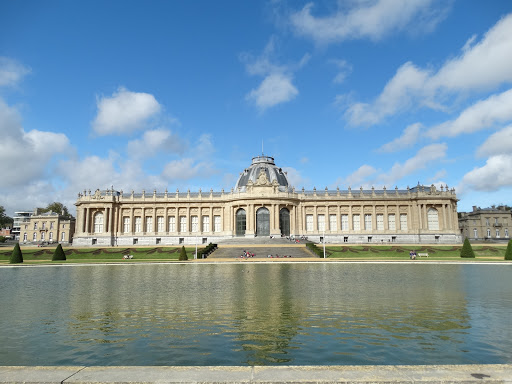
[324,245,508,261]
[0,246,196,264]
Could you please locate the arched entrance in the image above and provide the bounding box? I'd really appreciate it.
[280,208,290,237]
[256,207,270,236]
[236,209,246,236]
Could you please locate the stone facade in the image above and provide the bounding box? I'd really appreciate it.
[73,156,461,246]
[20,210,76,245]
[459,206,511,241]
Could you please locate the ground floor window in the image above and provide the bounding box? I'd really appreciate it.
[157,216,164,232]
[317,214,325,232]
[364,214,372,230]
[400,214,408,230]
[344,236,348,242]
[49,232,53,242]
[23,233,27,241]
[135,217,142,232]
[306,214,313,232]
[191,216,199,232]
[214,215,221,232]
[329,214,337,231]
[180,216,187,232]
[474,228,478,238]
[377,214,384,230]
[496,229,500,238]
[156,238,161,244]
[146,216,153,232]
[353,215,360,231]
[202,216,210,232]
[61,232,65,241]
[506,228,509,237]
[487,228,491,237]
[168,216,176,232]
[388,214,396,230]
[123,217,130,233]
[341,215,348,230]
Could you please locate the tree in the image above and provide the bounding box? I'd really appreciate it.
[460,238,475,258]
[10,243,23,264]
[40,202,73,219]
[179,246,188,261]
[52,244,66,261]
[0,205,13,228]
[505,239,512,261]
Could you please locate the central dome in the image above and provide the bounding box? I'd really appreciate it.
[235,156,290,192]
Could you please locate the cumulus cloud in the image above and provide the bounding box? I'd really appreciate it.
[127,128,186,159]
[92,87,162,135]
[476,125,512,158]
[331,59,352,84]
[0,99,71,187]
[378,123,422,153]
[162,158,213,181]
[0,57,31,87]
[462,154,512,191]
[246,73,298,110]
[344,12,512,126]
[290,0,447,44]
[426,88,512,139]
[340,164,378,187]
[282,166,310,189]
[377,143,447,184]
[242,37,307,111]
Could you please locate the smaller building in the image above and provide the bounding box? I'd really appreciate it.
[12,211,33,240]
[20,209,76,245]
[0,227,11,238]
[459,206,511,241]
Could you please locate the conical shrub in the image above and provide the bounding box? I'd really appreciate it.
[505,239,512,260]
[9,243,23,264]
[179,245,188,261]
[460,237,475,258]
[52,244,66,261]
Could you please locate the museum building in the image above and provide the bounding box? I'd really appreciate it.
[72,155,461,246]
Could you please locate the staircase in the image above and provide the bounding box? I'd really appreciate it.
[207,245,316,259]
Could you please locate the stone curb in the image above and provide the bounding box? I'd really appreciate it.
[0,365,511,383]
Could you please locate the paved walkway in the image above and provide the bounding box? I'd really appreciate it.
[0,365,510,383]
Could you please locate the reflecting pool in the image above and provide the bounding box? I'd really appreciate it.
[1,263,511,366]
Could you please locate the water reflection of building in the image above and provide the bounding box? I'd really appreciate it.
[73,155,461,246]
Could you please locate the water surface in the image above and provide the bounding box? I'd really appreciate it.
[1,263,511,366]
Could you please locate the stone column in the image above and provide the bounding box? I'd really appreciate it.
[153,206,157,234]
[372,205,376,231]
[384,205,389,230]
[422,204,428,230]
[442,204,447,231]
[348,204,353,231]
[130,207,134,234]
[84,208,89,234]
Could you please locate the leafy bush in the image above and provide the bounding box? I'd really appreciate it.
[460,238,475,258]
[0,236,7,243]
[52,244,66,261]
[10,243,23,264]
[196,243,217,259]
[179,246,188,261]
[505,239,512,260]
[306,242,324,257]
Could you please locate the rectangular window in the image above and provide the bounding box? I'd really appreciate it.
[495,218,499,225]
[49,232,53,241]
[33,232,37,241]
[145,217,153,232]
[42,222,46,230]
[41,232,45,241]
[329,214,337,231]
[50,222,54,230]
[486,218,490,226]
[157,216,164,232]
[377,214,384,230]
[61,232,65,241]
[214,215,221,232]
[341,214,348,231]
[156,238,161,245]
[496,229,500,238]
[505,228,509,237]
[202,216,210,232]
[400,214,408,230]
[487,228,491,237]
[353,215,360,231]
[62,224,66,229]
[34,222,38,230]
[123,217,130,233]
[388,214,396,230]
[344,236,348,243]
[191,216,199,232]
[168,216,176,232]
[317,214,325,232]
[180,216,187,232]
[306,214,313,232]
[364,214,372,230]
[135,217,142,233]
[473,228,478,238]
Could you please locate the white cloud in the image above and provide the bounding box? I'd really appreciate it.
[377,143,447,184]
[290,0,446,44]
[378,123,422,153]
[331,59,352,84]
[0,99,71,187]
[426,88,512,139]
[127,128,186,159]
[162,158,213,181]
[92,87,162,135]
[476,125,512,158]
[246,73,299,110]
[282,166,309,189]
[462,154,512,191]
[344,13,512,126]
[0,57,31,87]
[341,164,378,187]
[242,37,306,111]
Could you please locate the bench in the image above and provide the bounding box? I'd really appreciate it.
[417,253,429,257]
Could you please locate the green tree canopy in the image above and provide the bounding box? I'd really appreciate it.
[179,246,188,261]
[0,205,14,228]
[505,239,512,261]
[39,202,73,219]
[460,238,476,258]
[10,243,23,264]
[52,244,66,261]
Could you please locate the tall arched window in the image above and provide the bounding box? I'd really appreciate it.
[94,212,104,233]
[236,208,246,236]
[427,208,439,230]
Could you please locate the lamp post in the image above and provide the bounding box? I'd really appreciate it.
[323,230,326,259]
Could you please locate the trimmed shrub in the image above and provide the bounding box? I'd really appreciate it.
[505,239,512,261]
[179,246,188,261]
[52,244,66,261]
[460,238,475,258]
[9,243,23,264]
[306,242,324,258]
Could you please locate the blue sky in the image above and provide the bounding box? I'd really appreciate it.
[1,0,512,216]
